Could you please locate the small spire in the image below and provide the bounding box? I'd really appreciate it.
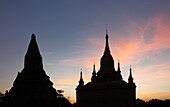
[106,29,108,35]
[80,69,83,80]
[128,65,134,84]
[91,63,96,81]
[106,29,109,40]
[79,69,84,86]
[117,60,121,73]
[93,63,96,74]
[130,65,132,76]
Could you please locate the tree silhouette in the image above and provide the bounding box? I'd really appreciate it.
[135,99,170,107]
[57,90,64,98]
[0,92,5,103]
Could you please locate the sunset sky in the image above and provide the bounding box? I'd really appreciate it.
[1,0,170,103]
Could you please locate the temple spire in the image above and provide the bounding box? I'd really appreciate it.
[128,65,134,84]
[79,69,84,86]
[24,33,43,68]
[98,31,115,81]
[104,30,110,54]
[106,29,108,35]
[91,63,97,81]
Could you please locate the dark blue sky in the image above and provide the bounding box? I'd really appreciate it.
[1,0,170,102]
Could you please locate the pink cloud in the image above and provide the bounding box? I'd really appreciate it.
[106,13,170,69]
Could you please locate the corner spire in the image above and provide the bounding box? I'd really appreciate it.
[80,69,83,80]
[117,60,121,73]
[24,33,43,68]
[128,65,134,84]
[93,63,96,74]
[79,69,84,86]
[91,63,96,81]
[130,66,132,76]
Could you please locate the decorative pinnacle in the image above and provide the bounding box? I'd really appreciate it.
[106,29,108,35]
[117,60,121,72]
[91,63,97,81]
[104,30,110,54]
[80,68,82,79]
[106,29,109,40]
[128,65,134,83]
[129,65,133,79]
[130,65,132,76]
[93,63,96,74]
[79,68,84,86]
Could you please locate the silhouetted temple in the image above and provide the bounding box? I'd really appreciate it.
[3,34,58,107]
[76,32,136,107]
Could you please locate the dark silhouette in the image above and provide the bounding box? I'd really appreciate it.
[135,98,170,107]
[0,92,5,107]
[1,33,169,107]
[1,34,71,107]
[57,97,72,107]
[76,32,136,107]
[57,90,64,98]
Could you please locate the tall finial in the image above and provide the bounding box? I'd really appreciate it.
[106,29,109,40]
[128,65,134,84]
[104,30,110,54]
[80,68,83,79]
[106,29,108,35]
[91,63,96,81]
[79,68,84,86]
[93,63,96,73]
[117,60,121,73]
[130,65,132,76]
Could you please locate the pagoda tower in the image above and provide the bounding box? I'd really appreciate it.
[3,34,58,107]
[76,32,136,107]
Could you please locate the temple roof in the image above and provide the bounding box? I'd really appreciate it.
[24,34,43,68]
